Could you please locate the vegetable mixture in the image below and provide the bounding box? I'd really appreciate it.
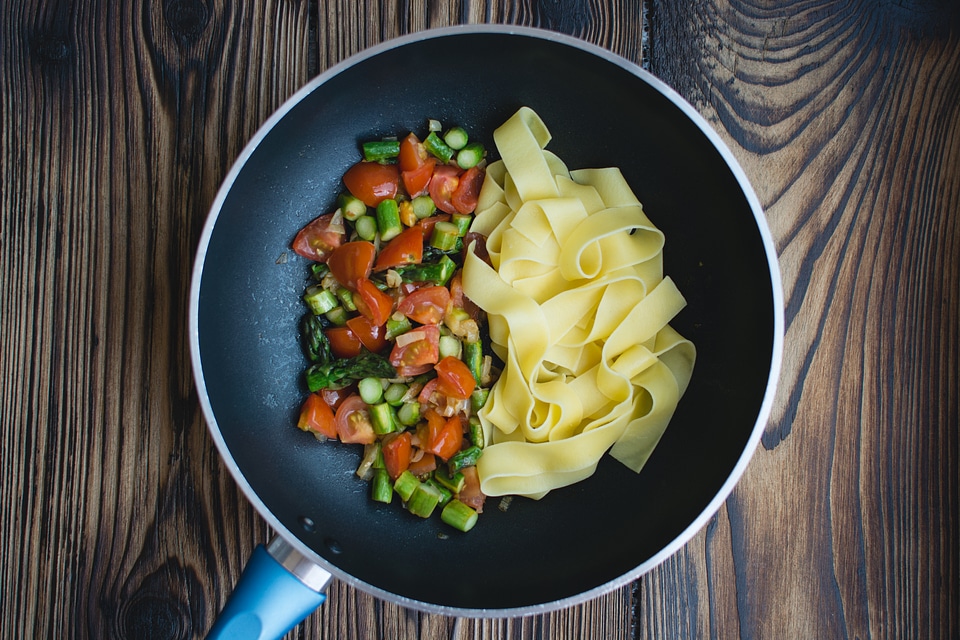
[291,121,494,532]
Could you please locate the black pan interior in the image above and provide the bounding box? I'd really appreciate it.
[196,30,776,611]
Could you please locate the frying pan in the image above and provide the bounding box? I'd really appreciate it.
[189,25,784,638]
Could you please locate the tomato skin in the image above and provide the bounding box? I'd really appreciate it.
[423,410,464,460]
[345,315,387,353]
[292,212,346,262]
[447,270,482,321]
[382,431,412,480]
[398,133,428,172]
[389,324,440,372]
[353,278,394,326]
[321,385,354,411]
[402,158,437,198]
[297,393,338,439]
[326,326,363,359]
[407,451,437,477]
[334,395,376,444]
[417,213,450,241]
[459,465,485,513]
[435,355,477,399]
[452,165,485,215]
[343,161,399,207]
[428,165,462,214]
[374,226,424,271]
[327,241,375,291]
[397,286,450,325]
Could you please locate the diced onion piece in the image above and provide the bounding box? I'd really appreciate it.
[329,208,346,234]
[385,269,402,288]
[394,329,427,348]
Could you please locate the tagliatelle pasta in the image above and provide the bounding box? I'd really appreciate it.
[462,107,696,500]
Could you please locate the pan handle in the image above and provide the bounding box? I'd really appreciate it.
[206,536,332,640]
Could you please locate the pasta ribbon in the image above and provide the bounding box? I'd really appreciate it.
[462,107,696,499]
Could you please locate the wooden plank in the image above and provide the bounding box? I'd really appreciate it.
[640,2,960,638]
[0,1,312,637]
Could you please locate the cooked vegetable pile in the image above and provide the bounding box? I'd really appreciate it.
[291,121,494,532]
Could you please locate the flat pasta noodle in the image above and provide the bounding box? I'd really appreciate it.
[463,107,695,499]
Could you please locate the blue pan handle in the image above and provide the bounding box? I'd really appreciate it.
[206,536,332,640]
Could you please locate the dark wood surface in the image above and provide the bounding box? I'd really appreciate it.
[3,1,957,638]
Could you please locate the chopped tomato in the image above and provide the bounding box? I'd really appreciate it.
[374,226,423,271]
[389,324,440,372]
[327,241,375,291]
[402,158,437,198]
[435,355,477,399]
[428,165,462,214]
[321,385,354,411]
[346,315,387,353]
[451,165,485,215]
[398,133,428,172]
[407,450,437,477]
[334,395,376,444]
[382,431,412,480]
[463,231,490,265]
[325,326,362,359]
[417,213,450,241]
[292,212,346,262]
[395,363,434,377]
[446,270,481,321]
[343,161,399,207]
[397,286,450,325]
[423,410,463,460]
[417,378,439,405]
[297,393,338,440]
[459,465,485,513]
[353,278,394,326]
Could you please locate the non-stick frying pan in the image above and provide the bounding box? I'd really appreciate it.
[189,25,783,638]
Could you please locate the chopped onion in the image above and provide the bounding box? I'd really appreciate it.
[385,269,402,288]
[394,329,427,347]
[355,443,379,481]
[329,208,346,234]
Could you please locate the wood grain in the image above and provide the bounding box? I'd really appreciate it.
[3,0,958,638]
[2,0,312,637]
[639,1,960,638]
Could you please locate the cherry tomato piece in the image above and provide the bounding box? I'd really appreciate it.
[428,165,462,214]
[389,324,440,373]
[321,385,355,411]
[374,226,424,271]
[398,133,428,172]
[297,393,338,440]
[346,315,387,353]
[326,326,362,359]
[343,161,399,207]
[397,286,450,325]
[292,212,346,262]
[327,241,375,291]
[423,410,463,461]
[334,395,376,444]
[382,431,412,480]
[402,158,436,198]
[353,278,394,327]
[459,465,485,512]
[452,165,485,215]
[435,355,477,400]
[407,450,437,477]
[417,213,451,241]
[447,270,482,321]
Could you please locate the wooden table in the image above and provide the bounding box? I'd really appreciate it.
[3,1,957,638]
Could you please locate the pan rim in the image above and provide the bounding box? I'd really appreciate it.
[188,23,785,617]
